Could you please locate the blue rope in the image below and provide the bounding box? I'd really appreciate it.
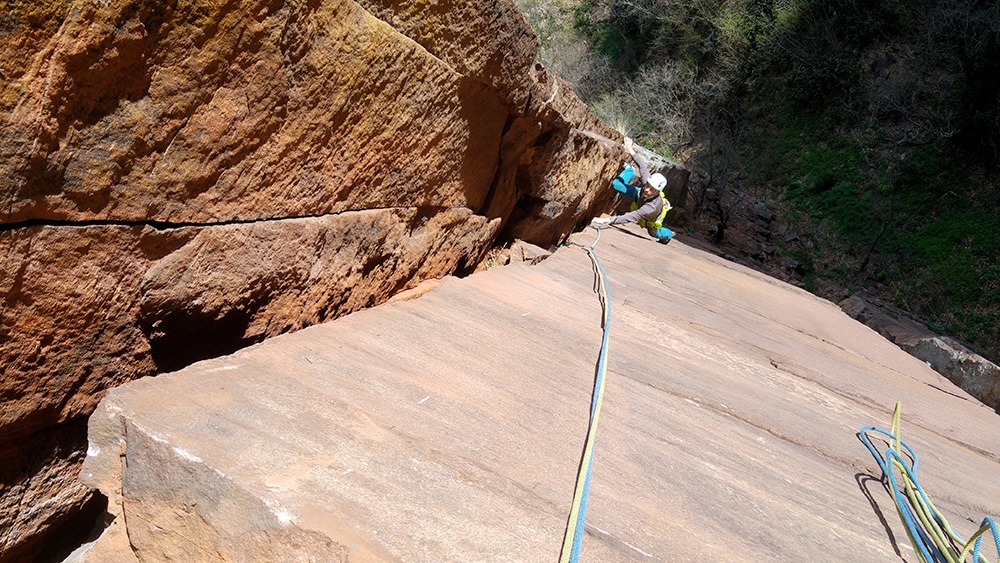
[860,405,1000,562]
[561,225,613,563]
[860,426,939,561]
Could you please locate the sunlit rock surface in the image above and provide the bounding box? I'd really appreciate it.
[0,0,623,557]
[80,227,1000,561]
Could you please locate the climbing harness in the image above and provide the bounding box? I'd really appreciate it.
[560,225,613,563]
[634,191,671,232]
[860,403,999,562]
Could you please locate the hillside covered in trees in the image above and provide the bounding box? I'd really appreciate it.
[517,0,1000,361]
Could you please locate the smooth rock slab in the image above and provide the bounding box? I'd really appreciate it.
[82,226,1000,561]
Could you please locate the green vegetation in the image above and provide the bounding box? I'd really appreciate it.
[765,112,1000,352]
[515,0,1000,360]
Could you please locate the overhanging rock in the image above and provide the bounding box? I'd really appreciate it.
[840,293,1000,412]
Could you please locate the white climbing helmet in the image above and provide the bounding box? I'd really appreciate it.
[647,173,667,191]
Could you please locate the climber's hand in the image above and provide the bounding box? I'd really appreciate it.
[591,216,612,227]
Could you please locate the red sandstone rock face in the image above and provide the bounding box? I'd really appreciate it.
[0,0,621,558]
[137,209,500,372]
[0,225,196,443]
[1,0,508,223]
[356,0,538,113]
[0,418,106,563]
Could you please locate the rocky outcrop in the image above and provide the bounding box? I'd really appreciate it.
[840,293,1000,412]
[908,336,1000,411]
[0,0,622,558]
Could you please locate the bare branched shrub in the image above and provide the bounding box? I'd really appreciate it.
[859,38,963,146]
[571,54,626,102]
[590,94,642,136]
[588,61,713,154]
[514,0,629,101]
[626,64,699,145]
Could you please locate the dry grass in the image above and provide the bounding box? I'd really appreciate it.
[472,244,512,273]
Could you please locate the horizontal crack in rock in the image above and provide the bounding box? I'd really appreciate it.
[0,206,466,233]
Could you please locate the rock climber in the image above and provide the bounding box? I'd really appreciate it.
[591,137,674,244]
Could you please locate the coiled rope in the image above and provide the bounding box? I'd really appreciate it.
[560,225,613,563]
[860,402,999,562]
